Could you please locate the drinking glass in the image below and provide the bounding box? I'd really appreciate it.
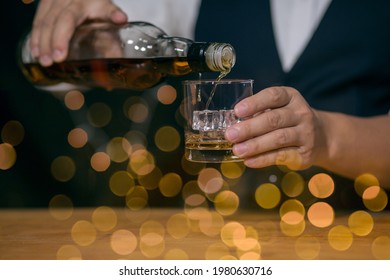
[182,79,253,162]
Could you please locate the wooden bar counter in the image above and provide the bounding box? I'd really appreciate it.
[0,207,389,260]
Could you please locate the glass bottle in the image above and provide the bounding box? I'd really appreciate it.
[19,21,236,91]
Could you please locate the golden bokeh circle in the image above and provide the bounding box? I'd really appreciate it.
[155,126,181,152]
[90,151,111,172]
[71,220,97,246]
[327,225,353,251]
[371,236,390,259]
[92,206,117,232]
[48,194,73,220]
[1,120,25,146]
[166,213,190,239]
[56,245,82,260]
[157,85,177,105]
[348,210,374,236]
[87,102,112,127]
[308,173,334,198]
[0,143,17,170]
[159,172,183,197]
[50,155,76,182]
[109,170,135,197]
[164,248,189,260]
[362,186,388,212]
[279,199,306,225]
[295,235,321,260]
[354,173,379,197]
[281,172,305,197]
[64,90,84,110]
[110,229,138,255]
[214,190,239,216]
[197,168,224,194]
[67,128,88,148]
[307,202,334,228]
[255,183,281,209]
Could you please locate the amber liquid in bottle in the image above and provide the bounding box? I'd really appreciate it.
[21,57,194,91]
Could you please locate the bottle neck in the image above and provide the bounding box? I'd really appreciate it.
[187,42,236,73]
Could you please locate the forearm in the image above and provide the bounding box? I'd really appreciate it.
[316,111,390,188]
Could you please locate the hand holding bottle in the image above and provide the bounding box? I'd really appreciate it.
[31,0,127,67]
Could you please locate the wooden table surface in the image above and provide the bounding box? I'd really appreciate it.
[0,207,389,260]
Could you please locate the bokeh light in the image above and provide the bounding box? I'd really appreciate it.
[110,229,138,256]
[308,173,334,198]
[205,242,231,260]
[214,190,239,216]
[159,172,182,197]
[166,213,190,239]
[138,167,162,190]
[348,210,374,236]
[71,220,97,246]
[371,236,390,259]
[124,97,149,123]
[109,171,135,197]
[0,143,17,170]
[128,149,155,176]
[106,137,129,163]
[295,235,321,260]
[280,219,306,237]
[64,90,84,110]
[56,245,82,260]
[354,173,379,197]
[197,168,224,194]
[87,102,112,127]
[307,202,334,228]
[139,220,165,258]
[126,186,148,210]
[281,172,305,197]
[67,127,88,148]
[1,120,25,146]
[279,199,306,225]
[157,85,177,105]
[220,162,245,180]
[48,194,73,220]
[154,126,181,152]
[50,155,76,182]
[362,186,388,212]
[90,151,111,172]
[92,206,117,232]
[255,183,281,209]
[198,211,224,237]
[220,221,245,248]
[164,248,189,260]
[327,225,353,251]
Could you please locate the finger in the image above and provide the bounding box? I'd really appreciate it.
[51,3,127,63]
[234,87,294,118]
[30,0,57,58]
[232,127,300,158]
[225,106,298,143]
[51,9,79,62]
[243,148,304,171]
[37,2,71,66]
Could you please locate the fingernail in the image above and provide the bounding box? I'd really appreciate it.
[31,47,40,58]
[39,55,52,67]
[225,127,239,141]
[52,49,64,62]
[235,102,248,116]
[233,143,247,156]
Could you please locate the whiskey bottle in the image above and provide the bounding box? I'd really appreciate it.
[19,21,236,91]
